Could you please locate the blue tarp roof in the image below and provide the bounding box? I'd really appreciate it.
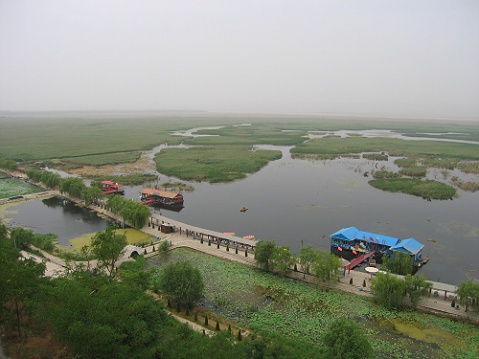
[390,238,424,255]
[330,226,401,247]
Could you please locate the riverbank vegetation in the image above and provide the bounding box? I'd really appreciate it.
[369,178,457,200]
[0,172,43,198]
[1,115,478,191]
[155,145,282,183]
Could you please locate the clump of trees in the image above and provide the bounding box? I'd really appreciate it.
[9,227,57,252]
[371,272,432,309]
[457,281,479,312]
[26,167,62,189]
[254,242,340,280]
[105,195,151,229]
[154,261,204,311]
[382,251,413,275]
[322,319,374,359]
[0,156,18,171]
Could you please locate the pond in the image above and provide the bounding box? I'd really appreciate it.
[3,196,112,247]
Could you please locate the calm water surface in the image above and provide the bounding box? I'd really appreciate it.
[122,145,479,285]
[4,130,479,285]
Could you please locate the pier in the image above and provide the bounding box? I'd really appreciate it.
[148,214,257,252]
[344,250,377,270]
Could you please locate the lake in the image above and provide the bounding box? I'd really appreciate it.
[3,129,479,285]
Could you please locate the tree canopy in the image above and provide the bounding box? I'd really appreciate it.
[254,240,276,271]
[322,319,374,359]
[155,261,204,308]
[382,252,413,275]
[90,225,127,282]
[457,281,479,312]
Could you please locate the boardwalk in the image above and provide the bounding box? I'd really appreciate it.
[345,250,377,270]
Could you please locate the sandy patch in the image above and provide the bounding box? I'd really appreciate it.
[68,153,155,177]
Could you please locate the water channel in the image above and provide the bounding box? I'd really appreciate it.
[4,128,479,285]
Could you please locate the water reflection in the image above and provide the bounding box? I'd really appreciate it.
[7,196,112,247]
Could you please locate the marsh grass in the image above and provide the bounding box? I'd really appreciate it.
[363,153,388,161]
[369,178,456,199]
[155,145,282,183]
[457,161,479,174]
[0,175,43,198]
[399,167,427,177]
[371,170,400,179]
[61,151,142,166]
[292,137,479,160]
[88,173,158,185]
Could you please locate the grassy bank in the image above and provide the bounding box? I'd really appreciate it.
[0,172,44,198]
[155,145,282,183]
[148,248,479,359]
[291,137,479,161]
[369,178,457,199]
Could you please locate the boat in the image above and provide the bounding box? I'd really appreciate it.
[140,187,184,206]
[101,180,125,195]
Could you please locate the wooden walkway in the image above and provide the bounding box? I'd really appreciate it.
[345,250,377,270]
[149,214,257,250]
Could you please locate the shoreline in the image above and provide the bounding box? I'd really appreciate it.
[27,191,479,324]
[1,171,478,324]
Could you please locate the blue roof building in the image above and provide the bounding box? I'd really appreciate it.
[390,238,424,262]
[330,227,425,264]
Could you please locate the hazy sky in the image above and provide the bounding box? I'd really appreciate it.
[1,0,478,119]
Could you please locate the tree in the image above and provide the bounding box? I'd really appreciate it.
[457,281,479,312]
[38,276,167,359]
[41,171,61,188]
[82,185,104,204]
[312,249,340,281]
[0,237,46,336]
[156,261,204,308]
[60,177,87,198]
[90,225,127,282]
[254,240,276,271]
[382,252,413,275]
[299,244,318,278]
[371,272,407,308]
[271,246,296,276]
[404,274,432,308]
[322,319,374,359]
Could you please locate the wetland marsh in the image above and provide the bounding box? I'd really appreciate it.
[1,114,479,285]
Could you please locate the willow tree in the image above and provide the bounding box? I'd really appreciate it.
[312,249,340,281]
[254,240,276,272]
[90,225,127,282]
[271,246,296,277]
[156,261,204,309]
[457,281,479,312]
[371,272,407,309]
[60,177,87,198]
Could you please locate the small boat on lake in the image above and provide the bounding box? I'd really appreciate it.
[101,180,125,195]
